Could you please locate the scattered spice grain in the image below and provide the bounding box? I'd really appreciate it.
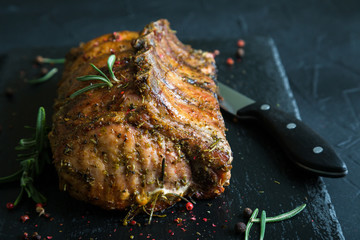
[236,48,245,58]
[20,214,30,223]
[186,202,194,211]
[226,58,234,66]
[237,39,246,48]
[6,202,15,210]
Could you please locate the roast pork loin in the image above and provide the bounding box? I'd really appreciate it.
[49,19,233,213]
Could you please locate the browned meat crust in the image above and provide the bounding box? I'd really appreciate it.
[48,19,232,212]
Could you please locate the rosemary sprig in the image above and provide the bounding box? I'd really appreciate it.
[70,54,119,99]
[244,204,306,240]
[0,107,49,206]
[251,203,306,223]
[28,68,58,84]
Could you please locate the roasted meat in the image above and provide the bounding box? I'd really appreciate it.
[49,19,233,213]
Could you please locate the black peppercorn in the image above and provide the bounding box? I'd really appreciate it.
[244,207,253,218]
[234,221,247,234]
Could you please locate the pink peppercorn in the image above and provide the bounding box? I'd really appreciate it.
[226,58,234,66]
[237,39,246,48]
[6,202,14,210]
[20,215,30,223]
[186,202,194,211]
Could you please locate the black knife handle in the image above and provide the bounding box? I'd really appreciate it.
[237,102,348,178]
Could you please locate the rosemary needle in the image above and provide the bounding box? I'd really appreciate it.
[36,56,65,64]
[108,54,120,82]
[260,210,266,240]
[70,83,109,99]
[245,208,259,240]
[28,68,58,84]
[148,192,160,224]
[0,169,23,183]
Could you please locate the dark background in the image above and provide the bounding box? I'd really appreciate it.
[1,0,359,239]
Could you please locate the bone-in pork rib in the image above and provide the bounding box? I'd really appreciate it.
[49,19,233,212]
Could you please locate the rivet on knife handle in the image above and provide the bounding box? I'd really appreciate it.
[237,102,348,178]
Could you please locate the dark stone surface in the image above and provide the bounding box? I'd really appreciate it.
[0,37,343,240]
[0,0,359,238]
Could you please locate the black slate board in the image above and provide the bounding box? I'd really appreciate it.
[0,38,344,239]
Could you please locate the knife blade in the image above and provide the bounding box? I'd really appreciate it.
[217,82,348,178]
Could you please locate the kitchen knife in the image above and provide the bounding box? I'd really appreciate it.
[218,82,348,178]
